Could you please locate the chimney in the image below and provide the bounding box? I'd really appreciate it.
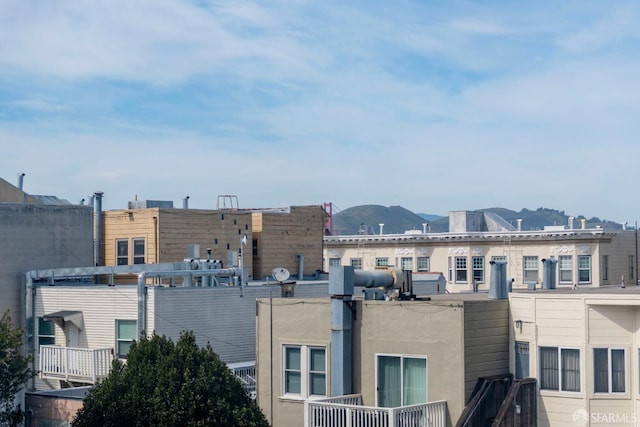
[581,218,586,230]
[422,223,428,234]
[379,223,384,235]
[516,219,522,231]
[568,216,574,230]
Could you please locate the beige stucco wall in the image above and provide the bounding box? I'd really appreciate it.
[255,298,332,427]
[257,294,511,427]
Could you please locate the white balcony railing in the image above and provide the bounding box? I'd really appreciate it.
[305,394,447,427]
[228,360,256,398]
[39,345,113,384]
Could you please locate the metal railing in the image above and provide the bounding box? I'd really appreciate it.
[39,345,112,384]
[228,360,256,398]
[305,394,447,427]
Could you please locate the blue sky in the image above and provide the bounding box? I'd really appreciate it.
[1,0,639,223]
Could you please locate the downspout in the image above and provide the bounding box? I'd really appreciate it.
[26,272,36,390]
[137,273,147,338]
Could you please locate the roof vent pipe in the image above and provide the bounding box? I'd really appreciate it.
[489,260,508,299]
[581,218,586,230]
[183,196,190,209]
[297,254,304,281]
[93,191,104,267]
[516,219,522,231]
[17,172,25,191]
[568,216,574,230]
[379,223,384,235]
[422,223,428,234]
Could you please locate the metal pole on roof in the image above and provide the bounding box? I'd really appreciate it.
[635,221,638,285]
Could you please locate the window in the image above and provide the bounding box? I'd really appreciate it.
[455,257,467,283]
[601,255,609,281]
[417,257,430,272]
[401,257,413,271]
[38,317,55,346]
[448,257,452,282]
[283,345,326,398]
[376,257,389,267]
[578,255,591,283]
[377,354,427,407]
[629,255,635,280]
[133,238,145,264]
[594,348,625,393]
[116,239,128,265]
[472,256,484,283]
[350,258,363,270]
[329,258,341,267]
[523,256,538,283]
[309,348,326,396]
[539,346,580,392]
[116,320,137,359]
[558,256,572,283]
[252,239,258,257]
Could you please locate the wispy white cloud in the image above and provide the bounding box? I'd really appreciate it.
[1,0,639,222]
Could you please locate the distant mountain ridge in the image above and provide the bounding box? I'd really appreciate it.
[331,205,623,235]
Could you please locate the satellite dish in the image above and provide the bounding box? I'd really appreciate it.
[272,267,290,283]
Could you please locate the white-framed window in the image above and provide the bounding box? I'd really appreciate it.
[417,257,430,272]
[116,239,128,265]
[472,256,484,283]
[523,256,538,283]
[400,257,413,272]
[558,255,572,283]
[133,238,145,264]
[578,255,591,283]
[539,346,580,392]
[601,255,609,281]
[116,320,137,359]
[594,348,625,393]
[376,354,427,407]
[455,257,467,283]
[376,257,389,267]
[329,258,341,267]
[283,345,326,398]
[38,317,55,346]
[350,258,363,270]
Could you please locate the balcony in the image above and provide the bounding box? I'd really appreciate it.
[305,394,447,427]
[228,360,256,399]
[39,345,113,384]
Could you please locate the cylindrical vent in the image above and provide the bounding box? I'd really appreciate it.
[379,223,384,235]
[516,219,522,231]
[541,258,558,289]
[489,260,508,299]
[93,191,104,267]
[17,173,25,191]
[568,216,574,229]
[183,196,190,209]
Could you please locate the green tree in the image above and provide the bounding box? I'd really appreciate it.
[72,331,269,427]
[0,310,32,427]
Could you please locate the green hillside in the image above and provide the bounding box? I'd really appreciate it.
[331,205,623,235]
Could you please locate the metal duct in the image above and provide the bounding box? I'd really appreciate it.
[489,260,508,299]
[93,192,104,267]
[183,196,190,209]
[541,258,558,289]
[329,266,354,397]
[17,172,25,191]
